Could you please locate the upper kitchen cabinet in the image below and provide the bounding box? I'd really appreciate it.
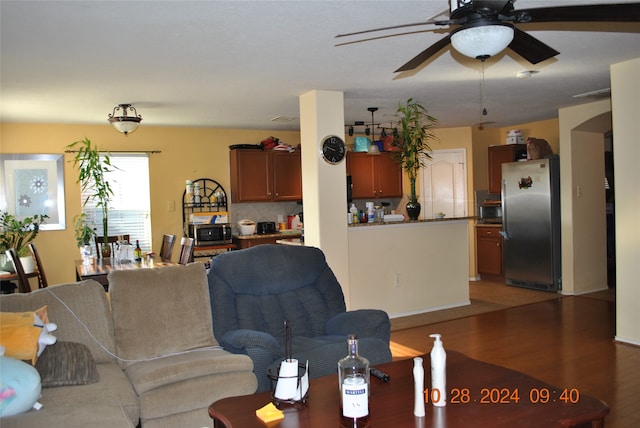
[488,145,527,194]
[230,149,302,203]
[347,152,402,199]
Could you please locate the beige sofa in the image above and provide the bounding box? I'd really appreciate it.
[0,263,257,428]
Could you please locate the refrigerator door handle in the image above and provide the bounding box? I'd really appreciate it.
[501,179,509,239]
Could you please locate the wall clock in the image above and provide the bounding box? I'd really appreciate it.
[320,135,346,165]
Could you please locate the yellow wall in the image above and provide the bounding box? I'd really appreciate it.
[0,123,301,285]
[471,127,500,191]
[1,120,537,288]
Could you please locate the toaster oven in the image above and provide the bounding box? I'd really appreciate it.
[188,223,233,246]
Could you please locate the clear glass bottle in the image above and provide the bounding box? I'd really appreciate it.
[338,334,370,428]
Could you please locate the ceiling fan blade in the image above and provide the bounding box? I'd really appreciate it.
[509,27,559,64]
[335,29,437,47]
[336,19,456,39]
[514,3,640,24]
[395,35,451,72]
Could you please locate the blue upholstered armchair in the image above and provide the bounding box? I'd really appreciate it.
[207,245,393,392]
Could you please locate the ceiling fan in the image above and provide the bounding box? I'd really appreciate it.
[336,1,640,72]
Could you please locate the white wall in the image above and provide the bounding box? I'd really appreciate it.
[558,99,612,294]
[569,129,608,293]
[299,91,351,305]
[347,221,470,317]
[611,57,640,345]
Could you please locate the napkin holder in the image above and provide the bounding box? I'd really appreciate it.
[268,359,309,408]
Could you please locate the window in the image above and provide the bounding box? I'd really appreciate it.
[81,153,152,252]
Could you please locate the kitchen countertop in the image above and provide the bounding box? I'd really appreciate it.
[234,231,302,239]
[475,222,503,228]
[348,216,475,227]
[275,238,303,246]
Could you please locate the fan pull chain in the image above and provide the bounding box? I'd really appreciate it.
[480,57,488,116]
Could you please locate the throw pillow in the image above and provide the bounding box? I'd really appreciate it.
[0,356,42,417]
[35,341,99,387]
[0,308,43,364]
[0,306,57,364]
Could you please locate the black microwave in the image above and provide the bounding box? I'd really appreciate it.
[188,223,233,246]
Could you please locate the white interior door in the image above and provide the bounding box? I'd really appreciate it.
[420,149,467,219]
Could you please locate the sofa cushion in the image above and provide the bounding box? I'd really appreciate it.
[35,341,99,387]
[108,263,217,368]
[0,405,136,428]
[36,362,140,424]
[0,281,117,364]
[124,348,253,395]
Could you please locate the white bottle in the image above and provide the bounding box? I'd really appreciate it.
[429,333,446,407]
[366,202,375,223]
[350,203,359,224]
[413,357,426,417]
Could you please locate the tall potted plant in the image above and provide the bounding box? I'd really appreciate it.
[392,98,438,220]
[0,210,48,272]
[67,138,115,258]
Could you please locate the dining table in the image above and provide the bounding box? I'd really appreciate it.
[75,257,178,290]
[0,270,40,293]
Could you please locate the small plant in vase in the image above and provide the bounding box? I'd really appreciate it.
[67,137,115,258]
[73,213,96,262]
[0,210,48,272]
[391,98,438,220]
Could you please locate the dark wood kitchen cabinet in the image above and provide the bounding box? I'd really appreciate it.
[476,226,503,278]
[230,149,302,202]
[488,145,527,194]
[347,152,402,199]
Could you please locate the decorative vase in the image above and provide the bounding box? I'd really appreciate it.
[80,245,93,265]
[20,255,35,274]
[406,200,421,220]
[101,245,111,259]
[0,253,14,272]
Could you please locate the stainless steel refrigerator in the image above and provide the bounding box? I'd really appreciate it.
[501,156,561,292]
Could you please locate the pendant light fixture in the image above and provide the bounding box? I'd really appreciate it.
[108,103,142,135]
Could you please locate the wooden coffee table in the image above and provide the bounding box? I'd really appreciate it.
[209,350,608,427]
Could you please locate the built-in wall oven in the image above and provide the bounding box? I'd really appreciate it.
[479,200,503,224]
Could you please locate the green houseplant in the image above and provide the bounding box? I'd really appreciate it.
[73,213,96,262]
[0,210,48,272]
[67,138,115,258]
[392,98,438,220]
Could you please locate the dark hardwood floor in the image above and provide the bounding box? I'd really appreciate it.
[389,281,639,427]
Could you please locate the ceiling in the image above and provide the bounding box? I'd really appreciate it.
[2,1,640,134]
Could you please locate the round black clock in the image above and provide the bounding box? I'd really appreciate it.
[320,135,346,164]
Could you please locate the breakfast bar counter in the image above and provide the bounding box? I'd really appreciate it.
[347,218,471,318]
[233,231,302,249]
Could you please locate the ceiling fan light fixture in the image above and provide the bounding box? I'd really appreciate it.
[108,103,142,135]
[450,21,514,59]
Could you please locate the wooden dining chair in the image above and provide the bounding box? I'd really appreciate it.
[95,235,130,258]
[7,248,31,293]
[159,234,176,262]
[28,243,48,289]
[178,237,194,265]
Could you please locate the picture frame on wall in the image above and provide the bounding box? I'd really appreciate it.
[0,154,66,230]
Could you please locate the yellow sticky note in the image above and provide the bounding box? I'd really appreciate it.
[255,402,284,424]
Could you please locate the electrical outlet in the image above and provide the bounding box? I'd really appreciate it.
[394,273,401,288]
[167,200,175,212]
